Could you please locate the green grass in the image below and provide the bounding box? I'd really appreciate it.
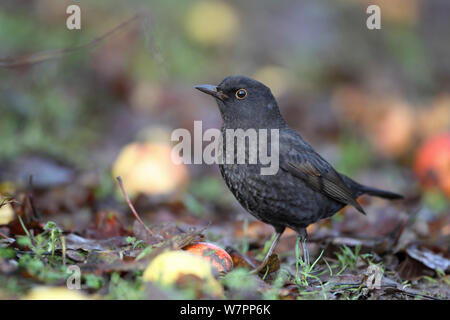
[294,238,330,292]
[222,268,257,291]
[262,268,290,300]
[335,244,361,274]
[240,219,249,255]
[17,218,63,259]
[106,272,145,300]
[126,236,146,249]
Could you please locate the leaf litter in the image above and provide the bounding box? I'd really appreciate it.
[0,169,448,300]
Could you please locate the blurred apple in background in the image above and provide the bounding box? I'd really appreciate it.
[112,142,189,198]
[332,88,416,159]
[417,94,450,140]
[369,98,415,159]
[185,0,239,47]
[252,65,294,98]
[414,132,450,197]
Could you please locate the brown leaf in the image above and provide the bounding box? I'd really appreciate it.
[226,247,255,269]
[85,211,131,239]
[264,254,280,274]
[63,233,129,252]
[397,255,435,281]
[406,245,450,272]
[133,221,181,245]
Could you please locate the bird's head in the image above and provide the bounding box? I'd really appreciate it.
[195,76,286,128]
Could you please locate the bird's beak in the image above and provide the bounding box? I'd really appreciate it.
[195,84,228,101]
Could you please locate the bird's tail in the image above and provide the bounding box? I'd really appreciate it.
[359,185,403,200]
[340,174,404,200]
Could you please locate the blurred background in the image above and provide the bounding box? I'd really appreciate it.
[0,0,449,247]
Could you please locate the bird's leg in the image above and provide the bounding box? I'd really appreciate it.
[249,228,285,275]
[297,228,310,267]
[299,235,310,267]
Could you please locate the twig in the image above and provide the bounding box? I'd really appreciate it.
[140,12,168,80]
[27,175,40,221]
[116,176,162,240]
[61,236,66,266]
[391,288,441,300]
[17,215,32,239]
[0,230,10,240]
[326,281,441,300]
[0,14,142,68]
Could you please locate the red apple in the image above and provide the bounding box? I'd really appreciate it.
[183,242,233,274]
[414,133,450,197]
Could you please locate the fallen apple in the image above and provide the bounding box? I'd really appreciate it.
[142,250,223,297]
[0,198,14,225]
[23,286,90,300]
[183,242,233,274]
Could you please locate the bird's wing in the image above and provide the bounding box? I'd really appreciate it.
[279,133,366,214]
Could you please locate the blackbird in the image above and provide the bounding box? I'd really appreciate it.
[195,76,403,274]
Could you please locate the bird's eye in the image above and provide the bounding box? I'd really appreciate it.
[235,89,247,100]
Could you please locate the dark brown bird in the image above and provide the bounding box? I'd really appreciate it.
[195,76,403,274]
